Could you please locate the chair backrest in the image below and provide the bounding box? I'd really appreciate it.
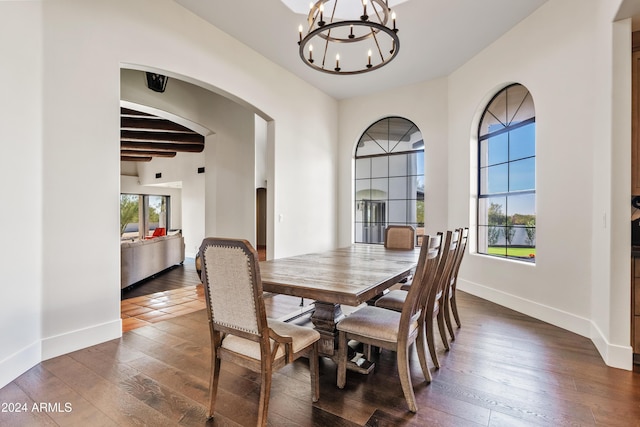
[198,238,268,343]
[384,225,416,250]
[425,230,460,312]
[399,234,442,329]
[450,227,468,286]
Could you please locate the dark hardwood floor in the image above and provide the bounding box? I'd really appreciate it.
[2,261,640,426]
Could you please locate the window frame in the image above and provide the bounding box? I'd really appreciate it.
[354,116,425,245]
[476,84,536,263]
[120,193,171,240]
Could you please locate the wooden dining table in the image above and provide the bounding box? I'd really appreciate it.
[259,244,421,365]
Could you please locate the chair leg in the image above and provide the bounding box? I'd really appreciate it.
[363,343,372,360]
[337,331,348,389]
[207,352,221,418]
[416,329,432,383]
[309,343,320,402]
[416,323,432,383]
[426,317,440,369]
[257,361,273,427]
[397,344,418,413]
[451,292,461,328]
[437,309,450,351]
[444,297,456,342]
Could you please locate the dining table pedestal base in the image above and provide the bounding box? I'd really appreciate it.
[310,301,344,357]
[310,301,375,374]
[260,244,421,375]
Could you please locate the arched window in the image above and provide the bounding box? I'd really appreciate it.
[354,117,424,244]
[477,84,536,262]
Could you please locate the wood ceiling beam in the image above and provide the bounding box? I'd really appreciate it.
[121,130,204,143]
[121,149,177,158]
[121,107,155,117]
[121,117,197,133]
[119,108,205,160]
[120,141,204,153]
[121,155,152,162]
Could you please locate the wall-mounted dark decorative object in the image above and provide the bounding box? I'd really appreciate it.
[155,172,162,179]
[197,167,205,174]
[146,72,169,93]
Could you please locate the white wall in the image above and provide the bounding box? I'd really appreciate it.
[0,2,43,388]
[0,0,338,388]
[449,0,594,320]
[339,0,633,369]
[447,0,630,369]
[4,0,633,392]
[338,77,450,246]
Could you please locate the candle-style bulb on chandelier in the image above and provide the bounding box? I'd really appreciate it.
[297,0,400,75]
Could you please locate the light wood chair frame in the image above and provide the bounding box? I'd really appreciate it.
[376,230,460,368]
[199,237,320,427]
[423,230,460,369]
[336,234,442,412]
[443,227,468,341]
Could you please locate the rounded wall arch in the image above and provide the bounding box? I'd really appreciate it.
[121,63,274,123]
[473,83,536,262]
[36,0,339,369]
[120,67,268,258]
[467,81,530,254]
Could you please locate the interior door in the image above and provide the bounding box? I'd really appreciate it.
[362,200,386,244]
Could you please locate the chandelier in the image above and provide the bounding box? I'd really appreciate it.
[297,0,400,75]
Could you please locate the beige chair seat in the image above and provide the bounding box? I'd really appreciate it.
[378,290,441,313]
[377,231,460,372]
[337,306,418,342]
[336,235,443,413]
[222,320,320,360]
[375,289,408,312]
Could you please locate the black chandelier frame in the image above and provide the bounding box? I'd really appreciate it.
[298,0,400,75]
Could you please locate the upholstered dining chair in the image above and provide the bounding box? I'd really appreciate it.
[443,227,468,341]
[423,229,459,368]
[384,225,416,250]
[374,230,444,313]
[381,225,418,291]
[378,230,460,367]
[336,234,442,413]
[199,237,320,427]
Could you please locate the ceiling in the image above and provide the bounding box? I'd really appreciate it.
[174,0,548,100]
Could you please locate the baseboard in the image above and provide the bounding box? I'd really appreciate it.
[0,340,41,389]
[41,318,122,361]
[458,278,633,370]
[589,322,633,370]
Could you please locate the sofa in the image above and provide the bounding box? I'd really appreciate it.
[121,233,185,289]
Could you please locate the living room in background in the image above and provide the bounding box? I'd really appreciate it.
[477,83,536,262]
[120,193,171,240]
[354,117,424,245]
